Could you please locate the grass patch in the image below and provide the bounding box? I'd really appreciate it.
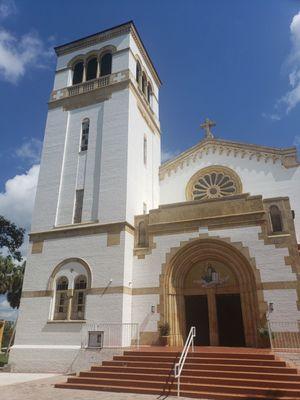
[0,352,8,366]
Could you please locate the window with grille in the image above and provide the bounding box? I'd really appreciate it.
[74,189,84,224]
[143,136,147,166]
[80,119,89,152]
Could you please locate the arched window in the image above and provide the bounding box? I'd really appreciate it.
[270,205,283,233]
[54,277,69,320]
[136,61,141,85]
[86,57,98,81]
[138,221,147,247]
[80,118,89,152]
[142,73,147,95]
[100,53,112,77]
[147,82,152,104]
[72,61,84,85]
[71,275,87,320]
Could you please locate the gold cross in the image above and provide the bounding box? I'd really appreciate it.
[200,118,216,139]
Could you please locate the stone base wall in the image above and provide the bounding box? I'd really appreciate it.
[9,347,125,373]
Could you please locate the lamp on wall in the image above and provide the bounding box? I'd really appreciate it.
[151,305,155,314]
[268,302,274,314]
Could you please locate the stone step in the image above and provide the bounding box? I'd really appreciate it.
[123,350,276,360]
[113,354,286,367]
[93,364,300,381]
[79,370,300,390]
[60,376,300,398]
[54,382,297,400]
[102,359,292,374]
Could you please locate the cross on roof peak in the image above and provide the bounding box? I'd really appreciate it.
[200,118,216,139]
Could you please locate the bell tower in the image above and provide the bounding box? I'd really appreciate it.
[11,21,161,371]
[32,21,161,231]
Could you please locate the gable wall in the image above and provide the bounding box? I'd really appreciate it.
[159,151,300,239]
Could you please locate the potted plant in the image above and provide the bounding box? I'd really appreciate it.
[159,322,170,346]
[258,326,272,348]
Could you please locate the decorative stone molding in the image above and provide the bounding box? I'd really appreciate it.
[159,138,300,180]
[158,235,266,347]
[133,194,266,258]
[107,231,121,246]
[29,221,134,242]
[21,286,160,298]
[54,21,161,87]
[47,257,92,291]
[185,165,243,201]
[49,70,129,104]
[66,45,117,69]
[31,241,44,254]
[49,70,160,136]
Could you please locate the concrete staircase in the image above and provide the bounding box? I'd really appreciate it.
[55,348,300,399]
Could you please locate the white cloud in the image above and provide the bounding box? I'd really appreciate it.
[16,138,42,164]
[0,164,39,231]
[0,296,9,308]
[0,0,17,19]
[0,29,53,83]
[161,149,180,163]
[264,11,300,119]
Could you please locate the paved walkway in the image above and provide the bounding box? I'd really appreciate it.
[0,374,201,400]
[0,373,57,386]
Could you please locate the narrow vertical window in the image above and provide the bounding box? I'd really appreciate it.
[71,276,87,320]
[143,202,147,214]
[138,221,147,247]
[136,61,141,85]
[80,118,89,151]
[143,136,147,166]
[100,53,112,76]
[72,61,84,85]
[270,205,283,233]
[147,83,152,104]
[142,73,147,95]
[54,277,69,320]
[74,189,84,224]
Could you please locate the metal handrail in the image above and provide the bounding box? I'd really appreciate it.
[174,326,196,397]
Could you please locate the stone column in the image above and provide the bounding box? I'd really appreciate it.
[207,289,219,346]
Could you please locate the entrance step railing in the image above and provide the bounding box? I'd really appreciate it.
[268,320,300,350]
[174,326,196,397]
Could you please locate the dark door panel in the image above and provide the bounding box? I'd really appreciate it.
[216,293,245,347]
[185,295,210,346]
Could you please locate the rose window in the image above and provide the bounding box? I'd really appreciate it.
[192,172,238,200]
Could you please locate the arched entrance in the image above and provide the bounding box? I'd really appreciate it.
[161,238,260,347]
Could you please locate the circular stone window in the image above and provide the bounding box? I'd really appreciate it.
[186,166,243,201]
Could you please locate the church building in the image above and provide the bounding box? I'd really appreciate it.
[10,21,300,372]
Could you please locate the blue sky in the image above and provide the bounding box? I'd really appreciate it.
[0,4,299,234]
[0,0,300,320]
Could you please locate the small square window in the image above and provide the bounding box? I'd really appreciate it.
[88,331,104,348]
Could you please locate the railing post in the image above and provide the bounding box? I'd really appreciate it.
[267,318,274,349]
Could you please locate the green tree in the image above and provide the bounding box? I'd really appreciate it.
[0,216,25,261]
[0,216,25,309]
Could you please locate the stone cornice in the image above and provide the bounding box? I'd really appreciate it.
[48,69,160,136]
[159,138,300,180]
[29,221,135,242]
[54,21,161,87]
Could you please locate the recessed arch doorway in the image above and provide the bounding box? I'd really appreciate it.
[161,238,261,347]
